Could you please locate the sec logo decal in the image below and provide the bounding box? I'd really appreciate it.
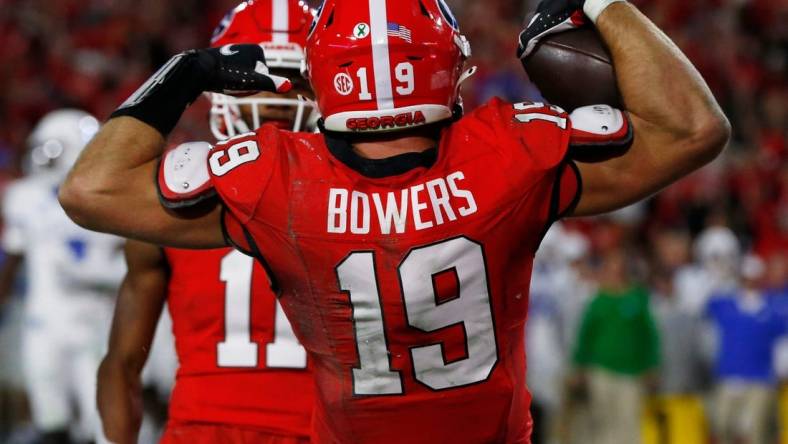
[334,73,354,96]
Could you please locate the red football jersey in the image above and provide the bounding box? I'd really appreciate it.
[208,98,579,443]
[164,247,314,437]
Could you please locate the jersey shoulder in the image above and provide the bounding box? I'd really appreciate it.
[1,178,40,254]
[157,131,274,220]
[2,176,51,221]
[452,97,572,172]
[207,125,323,222]
[453,98,633,162]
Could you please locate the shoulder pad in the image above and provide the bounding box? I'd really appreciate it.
[569,105,633,149]
[158,142,216,209]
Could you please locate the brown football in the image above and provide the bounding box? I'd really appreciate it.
[522,27,621,111]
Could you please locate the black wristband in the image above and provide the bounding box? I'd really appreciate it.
[110,51,213,136]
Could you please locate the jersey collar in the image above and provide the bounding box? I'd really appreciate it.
[322,131,438,179]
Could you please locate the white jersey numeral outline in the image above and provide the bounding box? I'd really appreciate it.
[513,102,568,128]
[337,237,498,395]
[209,140,260,177]
[217,250,307,369]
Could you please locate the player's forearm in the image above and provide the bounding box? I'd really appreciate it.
[61,48,199,235]
[105,271,167,373]
[97,357,143,444]
[596,3,730,157]
[569,3,730,216]
[98,242,167,442]
[60,47,276,247]
[63,44,290,225]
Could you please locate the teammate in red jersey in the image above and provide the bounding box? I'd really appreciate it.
[95,2,317,443]
[63,0,730,442]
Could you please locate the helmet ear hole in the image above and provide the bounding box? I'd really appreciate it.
[300,59,310,80]
[324,8,335,28]
[418,1,432,18]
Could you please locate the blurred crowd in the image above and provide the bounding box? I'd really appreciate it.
[0,0,784,246]
[528,220,788,444]
[0,0,785,443]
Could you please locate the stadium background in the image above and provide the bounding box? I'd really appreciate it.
[0,0,785,443]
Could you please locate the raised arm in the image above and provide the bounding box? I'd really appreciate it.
[97,241,168,444]
[59,117,224,248]
[59,44,291,247]
[572,3,729,215]
[518,0,730,216]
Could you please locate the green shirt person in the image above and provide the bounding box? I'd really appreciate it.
[573,284,661,375]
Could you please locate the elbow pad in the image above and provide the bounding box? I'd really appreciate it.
[569,105,633,160]
[157,142,217,209]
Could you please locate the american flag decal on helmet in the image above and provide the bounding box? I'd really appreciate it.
[387,22,412,43]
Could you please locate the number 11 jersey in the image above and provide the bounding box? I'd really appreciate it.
[208,98,581,444]
[164,247,314,437]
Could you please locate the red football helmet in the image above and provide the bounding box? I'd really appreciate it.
[305,0,472,133]
[209,0,318,139]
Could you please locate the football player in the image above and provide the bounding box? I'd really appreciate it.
[1,109,125,444]
[95,1,316,443]
[61,0,730,442]
[673,226,742,315]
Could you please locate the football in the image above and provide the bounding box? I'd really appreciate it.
[522,26,622,111]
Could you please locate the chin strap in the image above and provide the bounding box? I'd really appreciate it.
[455,66,478,113]
[457,66,478,93]
[297,95,322,133]
[297,94,317,109]
[451,66,478,120]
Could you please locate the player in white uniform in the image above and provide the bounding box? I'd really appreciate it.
[674,226,741,316]
[0,110,126,444]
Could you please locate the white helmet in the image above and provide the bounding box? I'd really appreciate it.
[537,223,590,266]
[26,109,100,180]
[694,226,741,276]
[741,254,766,281]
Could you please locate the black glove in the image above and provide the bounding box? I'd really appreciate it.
[112,44,291,135]
[517,0,587,60]
[199,44,292,95]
